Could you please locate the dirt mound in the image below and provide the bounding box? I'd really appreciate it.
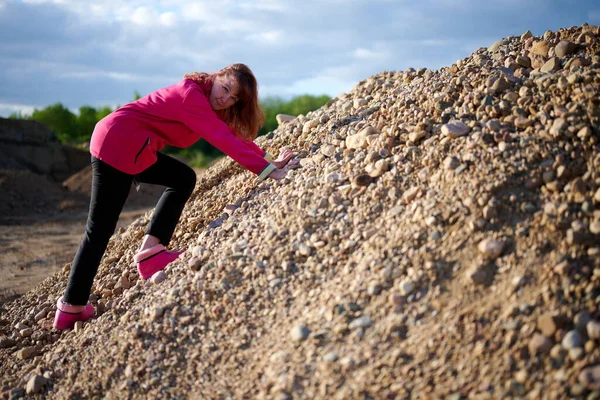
[0,169,88,221]
[1,24,600,399]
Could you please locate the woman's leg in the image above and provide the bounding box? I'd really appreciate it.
[63,157,133,305]
[136,152,197,248]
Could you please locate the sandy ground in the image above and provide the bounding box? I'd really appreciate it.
[0,208,151,305]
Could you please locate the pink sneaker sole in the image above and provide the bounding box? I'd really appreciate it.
[134,244,183,280]
[53,303,95,330]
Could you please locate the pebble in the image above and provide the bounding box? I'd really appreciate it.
[477,239,505,259]
[150,271,167,284]
[587,321,600,340]
[349,315,372,329]
[555,41,578,58]
[441,121,470,138]
[26,375,48,395]
[290,325,310,342]
[398,280,414,296]
[562,330,583,350]
[578,365,600,390]
[529,333,553,355]
[17,346,35,360]
[541,57,561,73]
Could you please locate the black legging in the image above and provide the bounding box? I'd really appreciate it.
[63,153,197,305]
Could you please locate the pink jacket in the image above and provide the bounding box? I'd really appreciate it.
[90,79,276,180]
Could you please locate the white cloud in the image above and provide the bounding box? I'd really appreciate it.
[0,103,37,116]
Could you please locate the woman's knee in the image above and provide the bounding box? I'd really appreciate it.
[181,166,197,196]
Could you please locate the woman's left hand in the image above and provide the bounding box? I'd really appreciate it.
[272,149,296,168]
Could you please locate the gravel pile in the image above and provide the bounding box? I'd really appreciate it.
[1,24,599,399]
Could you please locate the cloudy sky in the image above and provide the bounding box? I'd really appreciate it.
[0,0,598,117]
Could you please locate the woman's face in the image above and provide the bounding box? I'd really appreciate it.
[210,74,239,111]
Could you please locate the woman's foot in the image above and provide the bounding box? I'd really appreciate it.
[53,298,95,330]
[134,244,183,280]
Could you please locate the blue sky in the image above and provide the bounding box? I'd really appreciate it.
[0,0,598,117]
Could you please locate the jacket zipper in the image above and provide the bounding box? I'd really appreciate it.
[134,137,150,164]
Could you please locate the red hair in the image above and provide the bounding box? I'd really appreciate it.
[184,63,265,141]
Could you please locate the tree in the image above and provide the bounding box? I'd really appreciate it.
[30,103,77,143]
[76,106,98,142]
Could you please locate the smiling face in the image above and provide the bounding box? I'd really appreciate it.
[209,74,239,111]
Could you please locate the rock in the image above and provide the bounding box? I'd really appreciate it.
[587,321,600,340]
[352,174,373,187]
[514,117,534,129]
[530,41,551,57]
[441,121,470,138]
[349,315,372,329]
[541,57,561,72]
[9,388,25,399]
[290,325,310,342]
[477,239,505,259]
[521,30,533,41]
[562,330,583,350]
[467,263,494,286]
[555,41,578,58]
[0,337,16,348]
[578,365,600,390]
[320,144,336,157]
[516,55,531,68]
[276,114,296,125]
[398,280,413,296]
[409,130,426,143]
[346,126,379,150]
[188,257,203,271]
[529,334,553,355]
[74,321,84,333]
[26,375,48,395]
[17,346,35,360]
[538,314,560,337]
[150,271,167,284]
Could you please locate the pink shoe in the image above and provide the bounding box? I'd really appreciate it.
[134,244,183,280]
[53,298,95,330]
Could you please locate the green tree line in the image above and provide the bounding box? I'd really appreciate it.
[9,92,330,167]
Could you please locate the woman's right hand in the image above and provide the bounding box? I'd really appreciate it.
[268,166,289,180]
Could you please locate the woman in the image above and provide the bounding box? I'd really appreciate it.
[53,63,295,330]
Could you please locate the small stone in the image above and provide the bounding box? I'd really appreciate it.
[290,325,310,342]
[477,239,505,259]
[323,352,338,362]
[189,257,203,271]
[538,314,560,337]
[349,315,372,329]
[587,320,600,340]
[398,280,414,296]
[298,243,311,256]
[10,388,25,399]
[74,321,84,333]
[409,130,426,143]
[269,278,283,288]
[346,126,379,150]
[529,333,553,355]
[514,117,533,129]
[541,57,561,73]
[521,30,533,41]
[19,328,33,338]
[320,144,336,157]
[569,347,584,360]
[352,174,373,187]
[441,121,470,138]
[17,346,36,360]
[562,330,583,350]
[530,41,551,57]
[574,311,593,332]
[150,271,167,284]
[26,375,48,395]
[276,114,296,125]
[555,41,578,58]
[578,365,600,390]
[0,337,16,348]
